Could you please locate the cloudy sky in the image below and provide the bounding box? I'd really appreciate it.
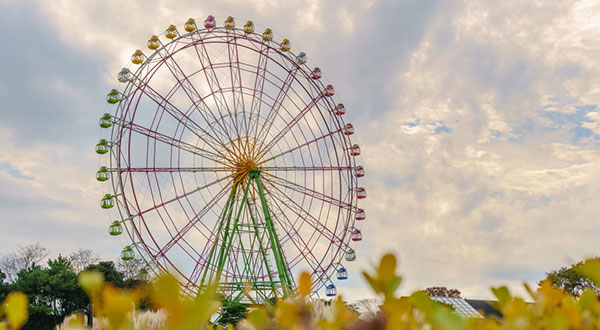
[1,0,600,300]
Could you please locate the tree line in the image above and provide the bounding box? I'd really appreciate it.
[0,243,148,329]
[1,243,597,329]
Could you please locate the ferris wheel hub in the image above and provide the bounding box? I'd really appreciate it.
[224,136,265,184]
[232,160,259,182]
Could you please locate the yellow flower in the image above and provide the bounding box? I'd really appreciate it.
[3,292,28,330]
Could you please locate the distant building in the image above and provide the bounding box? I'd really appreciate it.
[430,296,484,318]
[465,299,503,319]
[344,296,503,320]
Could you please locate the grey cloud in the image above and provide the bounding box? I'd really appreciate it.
[319,0,444,122]
[485,265,545,283]
[0,172,111,256]
[478,213,502,232]
[0,1,108,147]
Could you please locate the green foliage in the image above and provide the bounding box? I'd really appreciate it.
[217,300,247,326]
[0,271,11,303]
[543,257,600,296]
[12,264,52,329]
[84,261,124,288]
[23,305,54,330]
[123,277,146,290]
[47,257,88,316]
[12,257,87,329]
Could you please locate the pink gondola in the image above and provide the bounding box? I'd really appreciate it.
[355,166,365,178]
[355,209,365,221]
[204,15,216,29]
[343,123,354,135]
[311,67,322,79]
[351,229,362,242]
[324,85,335,96]
[356,187,366,199]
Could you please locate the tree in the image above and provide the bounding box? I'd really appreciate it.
[426,287,461,298]
[543,258,600,296]
[12,264,52,328]
[12,257,87,329]
[117,258,149,281]
[0,243,48,282]
[0,271,11,302]
[347,299,381,319]
[217,299,247,326]
[67,248,100,273]
[85,261,124,288]
[46,257,88,315]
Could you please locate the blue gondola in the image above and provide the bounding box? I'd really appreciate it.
[325,284,337,297]
[337,268,348,280]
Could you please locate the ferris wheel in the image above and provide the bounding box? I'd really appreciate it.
[95,15,366,301]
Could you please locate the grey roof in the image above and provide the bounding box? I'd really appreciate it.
[465,299,502,319]
[431,297,484,318]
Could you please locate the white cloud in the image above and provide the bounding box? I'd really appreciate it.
[583,110,600,134]
[357,0,600,298]
[0,128,115,257]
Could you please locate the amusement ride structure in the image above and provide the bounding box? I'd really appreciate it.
[95,15,366,303]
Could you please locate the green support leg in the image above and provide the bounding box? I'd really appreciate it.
[251,170,294,297]
[200,182,239,287]
[215,178,254,282]
[200,169,295,303]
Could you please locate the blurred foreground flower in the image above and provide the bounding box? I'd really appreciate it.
[4,253,600,329]
[0,292,28,330]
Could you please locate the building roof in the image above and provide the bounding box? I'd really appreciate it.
[430,297,484,318]
[465,299,503,319]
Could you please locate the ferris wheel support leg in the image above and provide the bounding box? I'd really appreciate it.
[246,199,277,294]
[200,182,239,287]
[215,178,254,281]
[251,170,294,297]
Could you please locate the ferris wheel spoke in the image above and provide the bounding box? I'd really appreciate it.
[265,182,348,247]
[192,37,241,139]
[150,43,237,147]
[248,46,269,138]
[154,182,232,258]
[227,32,247,137]
[264,173,352,209]
[257,129,343,165]
[109,167,232,173]
[135,80,230,156]
[116,119,224,163]
[266,182,343,247]
[258,94,326,158]
[189,221,225,286]
[267,190,345,283]
[265,193,327,275]
[262,166,352,172]
[254,66,301,145]
[133,174,232,218]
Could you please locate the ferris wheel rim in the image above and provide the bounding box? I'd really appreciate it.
[100,18,365,297]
